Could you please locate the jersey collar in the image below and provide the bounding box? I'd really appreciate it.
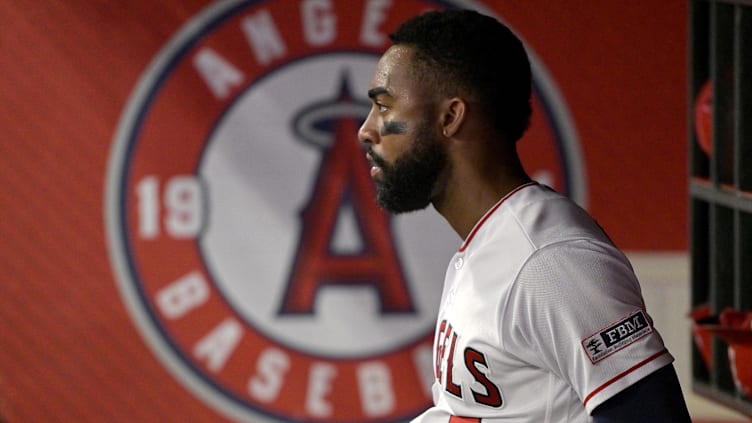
[458,181,538,253]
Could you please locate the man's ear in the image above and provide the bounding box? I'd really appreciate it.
[438,97,467,138]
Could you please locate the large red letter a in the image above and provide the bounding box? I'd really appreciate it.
[278,111,413,315]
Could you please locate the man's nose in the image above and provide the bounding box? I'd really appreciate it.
[358,112,378,145]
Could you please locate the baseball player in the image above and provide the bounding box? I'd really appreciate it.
[358,9,691,422]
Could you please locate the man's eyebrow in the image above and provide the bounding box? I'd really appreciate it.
[367,87,390,99]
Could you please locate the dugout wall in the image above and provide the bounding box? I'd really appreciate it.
[689,0,752,416]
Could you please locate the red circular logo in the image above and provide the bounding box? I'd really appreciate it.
[106,1,583,421]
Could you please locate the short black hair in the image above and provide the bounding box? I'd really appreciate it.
[389,9,532,143]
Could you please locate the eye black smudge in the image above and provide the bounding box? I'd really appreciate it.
[380,121,407,136]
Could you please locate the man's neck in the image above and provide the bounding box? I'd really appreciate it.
[433,170,531,240]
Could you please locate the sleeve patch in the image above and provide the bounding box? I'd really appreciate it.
[581,310,652,364]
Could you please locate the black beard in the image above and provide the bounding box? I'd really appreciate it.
[370,123,447,213]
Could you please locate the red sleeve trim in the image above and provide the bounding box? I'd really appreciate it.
[449,416,481,423]
[582,348,669,407]
[459,182,537,252]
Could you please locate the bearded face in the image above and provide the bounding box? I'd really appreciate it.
[368,119,447,214]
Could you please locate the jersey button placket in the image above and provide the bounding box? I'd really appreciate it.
[454,256,464,270]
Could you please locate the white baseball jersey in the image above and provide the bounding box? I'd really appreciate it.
[413,182,673,423]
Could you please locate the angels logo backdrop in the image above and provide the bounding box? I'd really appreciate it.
[106,0,582,421]
[0,0,694,422]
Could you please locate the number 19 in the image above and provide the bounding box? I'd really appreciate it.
[135,175,204,239]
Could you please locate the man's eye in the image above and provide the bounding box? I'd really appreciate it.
[373,99,389,113]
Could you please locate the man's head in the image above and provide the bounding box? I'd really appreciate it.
[359,44,448,214]
[389,9,532,144]
[358,9,532,214]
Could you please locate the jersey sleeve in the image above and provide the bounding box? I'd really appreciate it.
[500,239,673,414]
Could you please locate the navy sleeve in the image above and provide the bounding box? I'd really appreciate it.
[592,364,691,423]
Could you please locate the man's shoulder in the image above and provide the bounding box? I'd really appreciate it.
[504,183,612,250]
[463,183,615,261]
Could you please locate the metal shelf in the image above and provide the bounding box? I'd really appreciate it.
[691,179,752,214]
